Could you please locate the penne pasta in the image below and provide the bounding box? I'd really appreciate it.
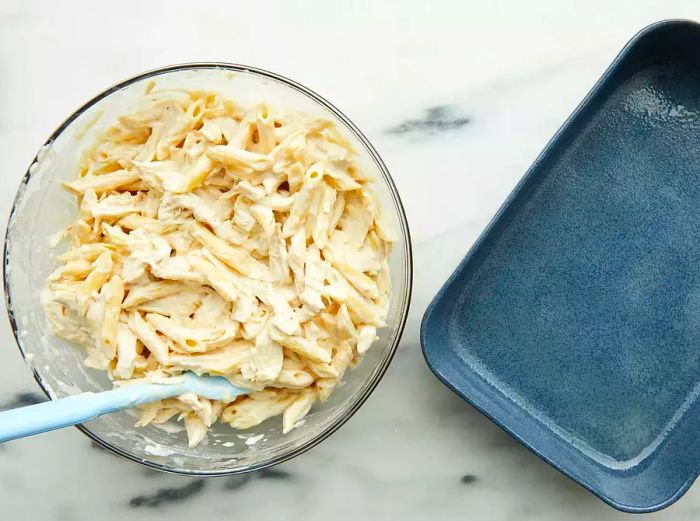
[127,311,170,364]
[62,170,140,194]
[145,312,238,353]
[269,325,331,364]
[79,251,113,298]
[42,92,393,447]
[188,251,239,302]
[122,280,185,308]
[221,390,295,429]
[99,275,125,361]
[255,104,276,154]
[114,322,139,379]
[282,388,317,433]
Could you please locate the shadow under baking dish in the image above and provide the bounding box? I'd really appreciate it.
[422,19,700,513]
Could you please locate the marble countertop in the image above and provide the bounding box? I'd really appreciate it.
[1,1,699,519]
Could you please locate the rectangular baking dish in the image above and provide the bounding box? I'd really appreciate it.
[421,19,700,512]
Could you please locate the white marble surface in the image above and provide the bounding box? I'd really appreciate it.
[1,1,699,519]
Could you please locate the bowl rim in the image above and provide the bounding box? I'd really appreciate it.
[3,62,413,475]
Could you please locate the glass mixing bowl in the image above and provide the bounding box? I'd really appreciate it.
[3,64,412,474]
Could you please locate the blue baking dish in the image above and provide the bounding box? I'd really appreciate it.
[421,19,700,512]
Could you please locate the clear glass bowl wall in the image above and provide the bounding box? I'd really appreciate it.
[4,65,412,474]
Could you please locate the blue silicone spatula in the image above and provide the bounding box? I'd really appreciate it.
[0,372,247,443]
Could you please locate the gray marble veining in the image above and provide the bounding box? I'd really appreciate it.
[385,105,471,135]
[1,1,699,520]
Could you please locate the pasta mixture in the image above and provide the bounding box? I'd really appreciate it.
[42,87,394,446]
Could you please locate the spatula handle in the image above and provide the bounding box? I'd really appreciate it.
[0,383,181,443]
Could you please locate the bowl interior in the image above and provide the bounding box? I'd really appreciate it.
[4,65,411,474]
